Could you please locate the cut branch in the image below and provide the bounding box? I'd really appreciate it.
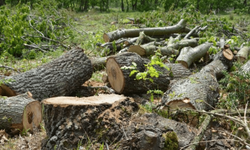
[103,19,189,42]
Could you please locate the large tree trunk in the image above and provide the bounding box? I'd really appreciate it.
[0,92,42,133]
[176,42,212,68]
[41,94,139,150]
[0,48,93,101]
[103,19,190,42]
[161,71,219,111]
[106,52,172,94]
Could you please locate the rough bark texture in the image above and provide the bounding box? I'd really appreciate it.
[0,92,42,132]
[200,49,234,80]
[165,63,192,80]
[162,71,219,111]
[106,52,172,94]
[103,19,190,42]
[1,48,93,101]
[41,94,139,150]
[176,43,212,68]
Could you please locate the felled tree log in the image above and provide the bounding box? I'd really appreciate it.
[0,92,42,132]
[90,56,108,71]
[0,48,92,101]
[41,94,139,150]
[106,52,172,94]
[165,63,191,80]
[161,71,219,111]
[128,44,179,56]
[103,19,190,42]
[236,46,250,62]
[176,42,212,68]
[200,49,234,80]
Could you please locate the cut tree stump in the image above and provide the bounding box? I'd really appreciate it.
[161,71,219,111]
[0,92,42,132]
[176,42,212,68]
[200,49,234,80]
[0,47,93,101]
[106,52,172,94]
[103,19,190,42]
[41,94,139,150]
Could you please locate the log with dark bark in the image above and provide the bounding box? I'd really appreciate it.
[200,49,234,80]
[103,19,190,42]
[106,52,172,94]
[176,42,212,68]
[0,47,93,101]
[236,46,250,62]
[0,92,42,132]
[161,71,219,111]
[41,94,139,150]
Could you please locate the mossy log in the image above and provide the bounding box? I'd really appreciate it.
[236,46,250,62]
[161,71,219,111]
[103,19,190,42]
[41,94,139,150]
[106,52,172,94]
[0,92,42,132]
[0,48,93,101]
[176,43,212,68]
[200,49,234,80]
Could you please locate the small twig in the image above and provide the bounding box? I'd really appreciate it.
[0,65,20,73]
[122,125,128,140]
[28,15,44,37]
[184,26,200,39]
[23,43,47,53]
[105,142,109,150]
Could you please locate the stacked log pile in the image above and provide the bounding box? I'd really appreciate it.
[1,19,250,150]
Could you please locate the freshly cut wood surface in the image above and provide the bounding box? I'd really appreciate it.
[0,47,93,101]
[106,52,171,94]
[0,92,42,132]
[42,94,138,150]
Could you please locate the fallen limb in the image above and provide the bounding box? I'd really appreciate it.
[103,19,190,42]
[0,65,20,73]
[176,42,212,68]
[184,26,200,39]
[135,31,157,45]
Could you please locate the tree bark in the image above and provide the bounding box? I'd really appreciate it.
[176,42,212,68]
[165,63,192,80]
[103,19,190,42]
[0,47,93,101]
[106,52,172,94]
[236,46,250,62]
[41,94,139,150]
[241,59,250,73]
[0,92,42,133]
[200,49,234,80]
[161,71,219,111]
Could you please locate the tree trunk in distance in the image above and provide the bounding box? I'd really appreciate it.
[176,42,212,68]
[0,92,42,133]
[200,49,234,80]
[103,19,190,42]
[161,71,219,111]
[41,94,139,150]
[106,52,172,94]
[0,48,93,101]
[236,46,250,62]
